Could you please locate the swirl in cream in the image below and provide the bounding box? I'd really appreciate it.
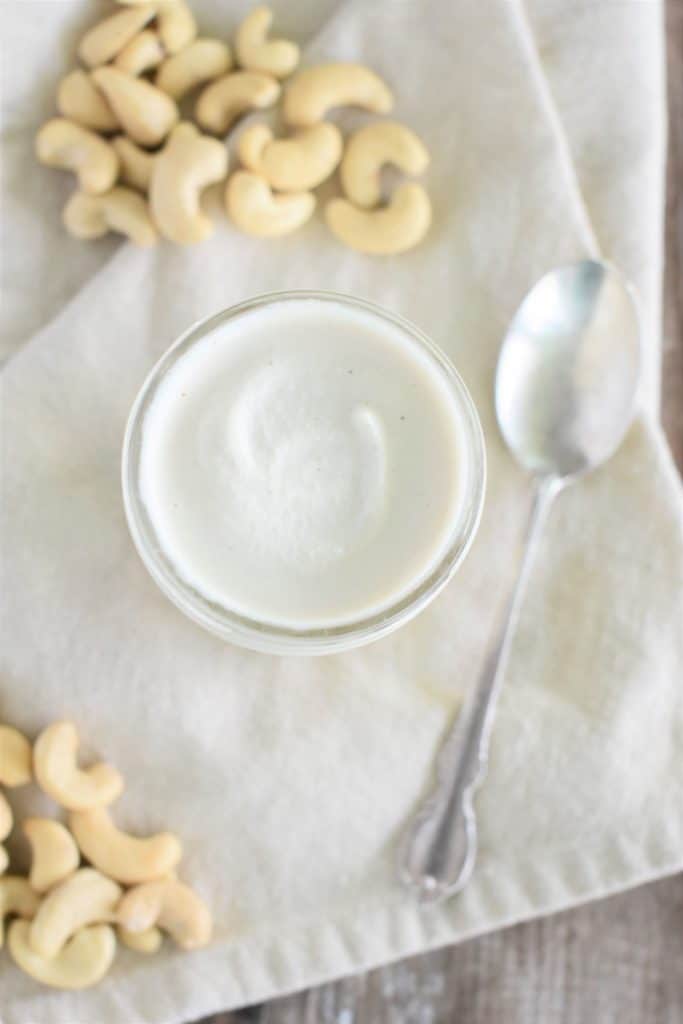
[139,299,467,628]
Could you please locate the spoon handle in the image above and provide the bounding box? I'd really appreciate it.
[399,475,562,903]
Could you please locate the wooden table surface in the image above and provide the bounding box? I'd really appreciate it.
[200,8,683,1022]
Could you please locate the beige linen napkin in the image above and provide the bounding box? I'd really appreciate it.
[1,1,682,1021]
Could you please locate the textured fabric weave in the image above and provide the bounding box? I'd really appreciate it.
[1,2,681,1022]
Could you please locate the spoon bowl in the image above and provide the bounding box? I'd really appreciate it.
[496,260,641,479]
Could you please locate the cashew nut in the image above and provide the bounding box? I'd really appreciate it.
[156,1,197,55]
[78,4,156,68]
[113,136,156,192]
[196,71,280,136]
[235,6,299,79]
[117,923,163,954]
[0,793,11,841]
[236,122,272,171]
[238,121,342,191]
[117,878,212,949]
[29,868,121,959]
[0,846,8,876]
[0,798,10,847]
[36,119,119,195]
[0,793,11,848]
[340,121,430,208]
[92,66,179,148]
[0,877,40,948]
[156,39,232,100]
[57,71,119,133]
[325,183,431,254]
[283,63,393,126]
[0,725,32,787]
[225,170,315,237]
[114,29,165,76]
[150,122,228,244]
[23,818,81,894]
[64,188,158,246]
[9,920,116,990]
[33,721,124,811]
[68,807,182,884]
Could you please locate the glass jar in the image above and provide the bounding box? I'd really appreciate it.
[122,291,486,655]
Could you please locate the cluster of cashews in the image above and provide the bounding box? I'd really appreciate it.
[34,2,297,246]
[0,720,212,991]
[226,66,431,251]
[327,120,431,254]
[35,0,431,253]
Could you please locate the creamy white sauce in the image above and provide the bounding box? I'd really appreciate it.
[139,299,468,628]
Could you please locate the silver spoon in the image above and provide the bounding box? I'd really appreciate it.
[400,259,641,903]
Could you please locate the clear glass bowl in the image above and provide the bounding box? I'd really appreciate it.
[122,291,486,655]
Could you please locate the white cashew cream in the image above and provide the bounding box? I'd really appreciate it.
[138,298,470,628]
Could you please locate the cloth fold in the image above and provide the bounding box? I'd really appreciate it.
[1,1,681,1022]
